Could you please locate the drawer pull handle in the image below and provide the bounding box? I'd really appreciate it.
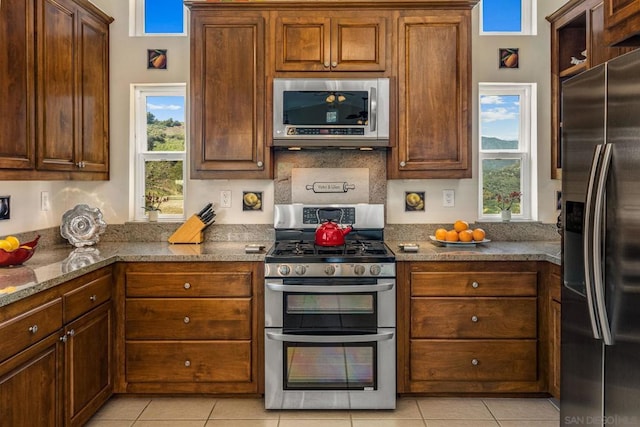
[28,325,38,334]
[184,282,191,290]
[184,360,191,367]
[471,359,479,366]
[184,316,190,324]
[471,315,478,322]
[89,294,97,302]
[471,281,479,289]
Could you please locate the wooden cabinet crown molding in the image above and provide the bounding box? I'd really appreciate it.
[186,0,479,10]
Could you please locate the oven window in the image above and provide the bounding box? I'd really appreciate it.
[286,294,374,314]
[284,343,376,390]
[283,292,377,330]
[283,91,369,126]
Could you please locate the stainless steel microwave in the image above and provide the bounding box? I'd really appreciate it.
[272,78,390,148]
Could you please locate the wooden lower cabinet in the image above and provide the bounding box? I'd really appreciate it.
[118,262,262,394]
[548,263,562,399]
[398,261,543,394]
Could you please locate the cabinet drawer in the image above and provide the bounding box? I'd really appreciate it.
[0,298,63,362]
[126,341,251,383]
[410,339,537,382]
[63,272,112,323]
[126,299,251,340]
[411,297,537,338]
[411,272,537,297]
[126,272,252,297]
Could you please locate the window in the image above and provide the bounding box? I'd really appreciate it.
[480,0,536,35]
[130,0,187,36]
[132,84,186,221]
[478,83,537,221]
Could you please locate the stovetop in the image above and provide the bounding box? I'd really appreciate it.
[266,239,395,264]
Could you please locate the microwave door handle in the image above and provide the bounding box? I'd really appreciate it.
[266,331,394,343]
[370,86,377,132]
[265,282,394,293]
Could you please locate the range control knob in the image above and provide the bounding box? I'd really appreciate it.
[294,265,307,276]
[354,265,366,276]
[324,264,336,276]
[278,264,291,276]
[370,265,382,276]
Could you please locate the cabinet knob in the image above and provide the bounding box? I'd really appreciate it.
[471,315,478,323]
[331,61,338,67]
[184,316,190,324]
[324,61,330,68]
[471,281,479,289]
[67,329,75,337]
[184,360,191,367]
[257,161,263,168]
[400,161,406,167]
[28,325,38,334]
[184,282,191,290]
[60,334,67,343]
[76,161,86,168]
[89,294,97,302]
[471,359,479,366]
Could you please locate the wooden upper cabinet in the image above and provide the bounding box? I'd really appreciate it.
[274,12,388,72]
[189,10,271,179]
[389,11,471,179]
[37,0,110,176]
[604,0,640,45]
[0,0,36,171]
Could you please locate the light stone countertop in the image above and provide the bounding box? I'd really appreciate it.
[0,239,560,308]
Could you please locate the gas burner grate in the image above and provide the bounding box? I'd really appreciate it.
[271,240,390,257]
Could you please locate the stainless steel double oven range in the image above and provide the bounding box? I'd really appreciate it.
[264,204,396,410]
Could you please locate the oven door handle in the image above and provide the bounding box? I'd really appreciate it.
[266,331,394,343]
[265,282,394,293]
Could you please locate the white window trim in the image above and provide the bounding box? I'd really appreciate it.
[132,83,187,222]
[129,0,188,37]
[479,0,537,36]
[478,83,538,221]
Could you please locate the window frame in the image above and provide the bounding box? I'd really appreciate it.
[478,83,538,221]
[132,83,187,222]
[129,0,188,37]
[479,0,537,36]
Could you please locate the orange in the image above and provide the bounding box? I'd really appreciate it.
[472,228,486,242]
[434,228,447,241]
[458,229,474,242]
[445,229,459,242]
[453,220,469,232]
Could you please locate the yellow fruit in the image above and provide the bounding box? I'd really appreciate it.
[0,240,12,252]
[472,228,486,242]
[459,229,474,242]
[434,228,447,241]
[445,230,459,242]
[453,220,469,233]
[4,236,19,251]
[406,193,421,207]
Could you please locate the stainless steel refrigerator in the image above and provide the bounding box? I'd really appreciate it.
[562,48,640,426]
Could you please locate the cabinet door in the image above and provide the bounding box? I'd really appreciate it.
[390,12,471,179]
[76,8,109,174]
[604,0,640,45]
[190,12,270,179]
[37,0,77,172]
[331,16,387,72]
[0,333,63,427]
[0,0,36,170]
[64,302,113,427]
[275,15,331,71]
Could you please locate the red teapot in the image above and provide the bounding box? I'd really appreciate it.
[315,220,353,246]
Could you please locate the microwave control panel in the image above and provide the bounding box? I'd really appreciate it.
[286,127,365,136]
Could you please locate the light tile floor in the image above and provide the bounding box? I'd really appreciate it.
[85,396,560,427]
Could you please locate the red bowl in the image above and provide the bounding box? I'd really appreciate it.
[0,235,40,267]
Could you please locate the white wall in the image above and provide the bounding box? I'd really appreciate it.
[0,0,565,236]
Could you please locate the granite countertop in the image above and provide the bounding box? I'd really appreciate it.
[0,239,560,308]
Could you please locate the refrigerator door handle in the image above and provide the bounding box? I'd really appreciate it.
[584,144,604,340]
[592,143,614,345]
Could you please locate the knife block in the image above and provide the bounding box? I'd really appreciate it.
[168,215,206,244]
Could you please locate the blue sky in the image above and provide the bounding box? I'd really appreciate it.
[145,0,183,33]
[480,94,520,142]
[146,96,185,122]
[483,0,521,32]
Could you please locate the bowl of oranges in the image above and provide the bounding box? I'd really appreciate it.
[430,221,489,246]
[0,235,40,267]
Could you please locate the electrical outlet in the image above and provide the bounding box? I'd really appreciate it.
[0,196,10,220]
[220,190,232,208]
[443,189,455,207]
[41,191,51,211]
